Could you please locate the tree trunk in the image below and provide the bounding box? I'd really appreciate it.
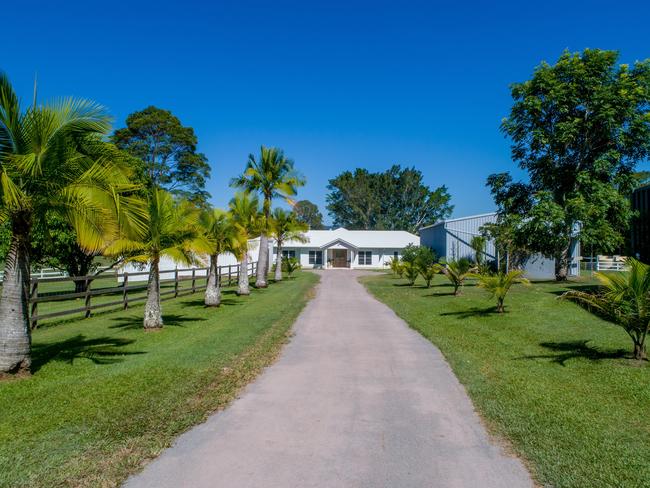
[0,215,32,375]
[496,298,505,313]
[554,245,570,281]
[238,251,250,296]
[634,341,647,361]
[143,256,163,329]
[256,233,269,288]
[204,254,221,307]
[275,243,283,282]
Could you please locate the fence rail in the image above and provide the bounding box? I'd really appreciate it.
[29,262,257,329]
[582,255,628,272]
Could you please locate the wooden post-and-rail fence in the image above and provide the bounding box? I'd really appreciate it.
[28,262,257,329]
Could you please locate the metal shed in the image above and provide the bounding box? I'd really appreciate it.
[419,212,580,280]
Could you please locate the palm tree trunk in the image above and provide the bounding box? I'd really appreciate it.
[275,243,283,282]
[256,233,269,288]
[554,245,570,281]
[205,254,221,307]
[238,251,250,296]
[634,340,647,361]
[143,256,163,329]
[0,218,31,375]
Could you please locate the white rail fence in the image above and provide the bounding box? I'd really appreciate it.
[582,255,628,272]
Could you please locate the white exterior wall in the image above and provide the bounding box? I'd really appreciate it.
[276,247,403,269]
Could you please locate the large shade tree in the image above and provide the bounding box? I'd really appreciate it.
[229,192,261,296]
[326,165,452,233]
[270,208,308,281]
[112,106,211,206]
[489,49,650,280]
[292,200,325,229]
[231,146,304,288]
[0,73,140,375]
[105,189,209,329]
[200,208,241,306]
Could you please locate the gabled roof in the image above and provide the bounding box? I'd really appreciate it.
[280,227,419,249]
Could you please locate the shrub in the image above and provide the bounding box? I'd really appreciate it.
[473,270,530,312]
[442,259,476,295]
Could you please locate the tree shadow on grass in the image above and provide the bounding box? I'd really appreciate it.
[110,314,205,330]
[515,340,629,366]
[439,306,500,319]
[548,284,600,297]
[31,334,143,372]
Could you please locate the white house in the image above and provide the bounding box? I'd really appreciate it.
[274,227,419,269]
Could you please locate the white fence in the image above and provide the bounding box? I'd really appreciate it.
[582,255,628,272]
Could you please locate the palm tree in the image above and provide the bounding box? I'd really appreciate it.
[229,192,261,296]
[105,189,209,329]
[0,73,140,375]
[284,257,301,279]
[442,258,475,295]
[231,146,304,289]
[473,270,530,312]
[402,261,420,286]
[470,235,487,266]
[562,259,650,360]
[389,257,402,277]
[419,263,442,288]
[200,208,242,306]
[270,208,307,281]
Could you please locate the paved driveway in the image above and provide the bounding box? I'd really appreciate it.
[125,270,532,488]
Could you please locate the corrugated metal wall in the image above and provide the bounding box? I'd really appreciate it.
[443,214,497,261]
[419,224,448,258]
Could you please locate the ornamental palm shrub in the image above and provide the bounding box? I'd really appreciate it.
[419,263,442,288]
[561,259,650,360]
[284,256,301,279]
[200,208,242,306]
[474,270,530,313]
[402,261,420,285]
[270,208,307,281]
[442,258,475,295]
[105,189,210,329]
[0,73,145,375]
[470,235,487,265]
[231,146,304,288]
[389,257,402,276]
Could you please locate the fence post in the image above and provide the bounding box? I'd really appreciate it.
[30,280,38,329]
[191,268,196,294]
[123,272,129,310]
[84,278,92,318]
[596,255,600,272]
[228,265,232,286]
[174,268,179,297]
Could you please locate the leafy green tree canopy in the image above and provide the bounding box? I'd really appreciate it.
[326,165,452,233]
[489,49,650,280]
[292,200,325,229]
[112,106,211,205]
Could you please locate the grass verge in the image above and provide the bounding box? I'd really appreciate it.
[0,271,319,488]
[362,272,650,488]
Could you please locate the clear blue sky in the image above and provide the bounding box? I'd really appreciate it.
[3,0,649,223]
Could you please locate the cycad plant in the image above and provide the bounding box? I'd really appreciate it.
[442,258,475,295]
[105,189,209,329]
[229,192,261,295]
[270,208,307,281]
[231,146,304,288]
[561,259,650,360]
[0,73,141,375]
[474,270,530,312]
[200,208,242,306]
[389,257,402,277]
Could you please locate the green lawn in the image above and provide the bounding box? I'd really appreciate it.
[362,272,650,488]
[0,271,319,488]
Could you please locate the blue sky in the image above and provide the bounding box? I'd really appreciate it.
[4,0,650,223]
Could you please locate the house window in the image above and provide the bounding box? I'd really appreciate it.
[358,251,372,265]
[282,250,295,259]
[309,250,323,265]
[393,251,399,259]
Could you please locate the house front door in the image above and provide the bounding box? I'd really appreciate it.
[331,249,348,268]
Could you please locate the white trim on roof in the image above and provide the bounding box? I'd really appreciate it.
[419,212,497,231]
